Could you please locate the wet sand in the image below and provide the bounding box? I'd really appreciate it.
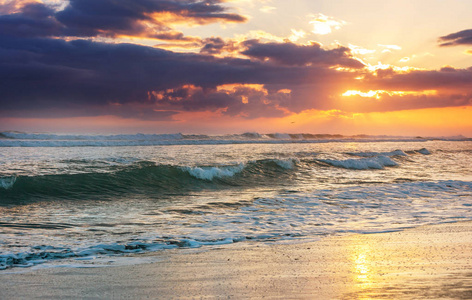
[1,221,471,299]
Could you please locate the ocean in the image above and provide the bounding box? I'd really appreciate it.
[0,132,471,270]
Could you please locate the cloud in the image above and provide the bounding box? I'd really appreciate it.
[439,29,472,46]
[0,33,364,119]
[1,1,471,121]
[338,66,472,113]
[2,31,471,120]
[363,66,472,92]
[339,93,472,113]
[241,40,364,68]
[260,6,276,13]
[309,13,346,35]
[57,0,246,38]
[348,44,376,55]
[0,0,247,40]
[148,84,289,118]
[200,37,238,55]
[378,44,402,51]
[0,2,63,37]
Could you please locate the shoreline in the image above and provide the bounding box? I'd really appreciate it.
[1,221,471,299]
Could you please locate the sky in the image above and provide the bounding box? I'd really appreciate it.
[0,0,471,136]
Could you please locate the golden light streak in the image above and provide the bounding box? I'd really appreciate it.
[217,83,267,94]
[277,89,292,94]
[378,44,402,51]
[234,30,286,43]
[342,90,438,99]
[365,62,424,73]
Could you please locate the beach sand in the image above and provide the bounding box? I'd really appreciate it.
[1,222,471,299]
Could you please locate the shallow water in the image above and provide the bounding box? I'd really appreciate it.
[0,133,471,269]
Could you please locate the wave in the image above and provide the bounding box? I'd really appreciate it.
[0,132,184,141]
[348,149,408,157]
[0,236,242,270]
[2,179,471,270]
[184,164,245,181]
[1,131,470,147]
[317,156,398,170]
[0,176,16,189]
[0,159,299,202]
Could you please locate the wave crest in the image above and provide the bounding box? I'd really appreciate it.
[319,156,398,170]
[0,176,16,189]
[183,164,245,181]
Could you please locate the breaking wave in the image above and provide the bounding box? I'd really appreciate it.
[318,156,398,170]
[0,159,300,202]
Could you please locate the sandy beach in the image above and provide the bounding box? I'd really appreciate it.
[1,221,471,299]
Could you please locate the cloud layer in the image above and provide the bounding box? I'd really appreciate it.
[0,0,246,40]
[1,1,472,123]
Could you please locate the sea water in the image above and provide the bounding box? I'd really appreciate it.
[0,132,471,270]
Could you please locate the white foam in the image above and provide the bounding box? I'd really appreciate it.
[0,176,16,189]
[272,158,299,169]
[320,156,398,170]
[184,164,245,180]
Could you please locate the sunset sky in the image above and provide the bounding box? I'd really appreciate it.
[1,0,471,136]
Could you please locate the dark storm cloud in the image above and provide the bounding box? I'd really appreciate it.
[439,29,472,46]
[200,37,232,54]
[0,0,246,39]
[56,0,246,38]
[364,67,472,91]
[339,93,472,113]
[0,32,362,119]
[0,3,63,37]
[148,84,290,118]
[241,40,364,68]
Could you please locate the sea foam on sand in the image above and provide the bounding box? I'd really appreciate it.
[1,221,471,299]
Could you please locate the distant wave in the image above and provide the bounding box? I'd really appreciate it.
[347,149,408,157]
[1,131,469,147]
[0,132,184,141]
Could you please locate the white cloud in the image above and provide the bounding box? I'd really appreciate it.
[260,6,276,13]
[309,13,346,35]
[349,44,376,55]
